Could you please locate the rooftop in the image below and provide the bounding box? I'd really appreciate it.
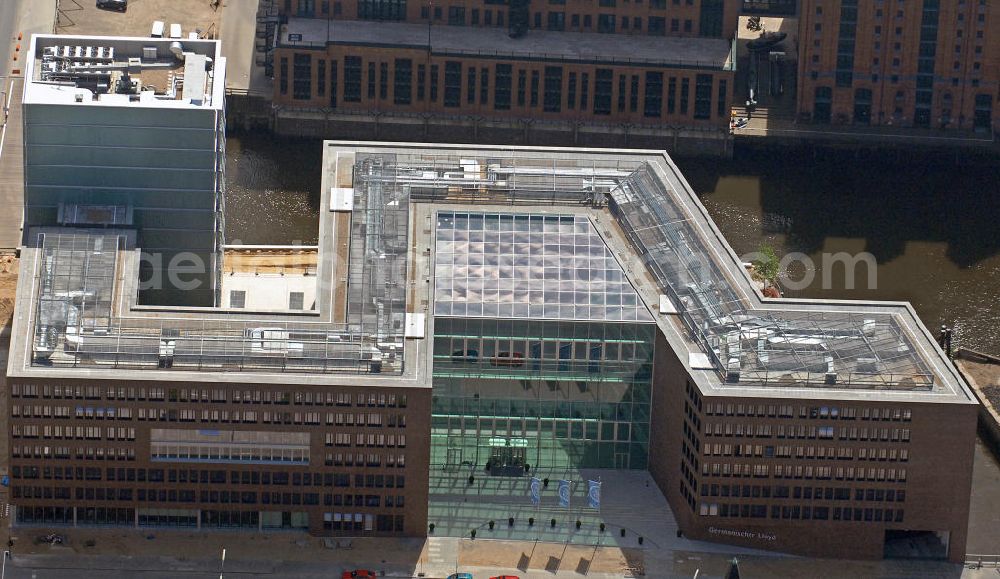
[24,34,225,109]
[8,142,975,403]
[280,18,735,70]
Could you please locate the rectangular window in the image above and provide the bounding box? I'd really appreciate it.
[567,71,577,110]
[279,57,289,95]
[680,78,689,114]
[644,71,662,117]
[344,56,362,102]
[417,64,426,101]
[547,12,565,30]
[444,61,462,107]
[543,66,563,112]
[530,70,540,107]
[229,290,246,308]
[594,69,612,114]
[317,59,326,97]
[379,62,388,100]
[598,14,615,33]
[717,79,727,118]
[357,0,406,20]
[430,65,439,101]
[666,77,675,114]
[495,64,512,110]
[629,74,639,112]
[617,74,626,112]
[694,74,712,119]
[367,62,376,99]
[517,69,526,106]
[394,59,412,105]
[293,54,312,100]
[289,292,304,310]
[480,67,489,105]
[649,16,665,35]
[580,72,589,109]
[471,8,479,24]
[330,59,338,107]
[448,5,466,25]
[467,67,477,104]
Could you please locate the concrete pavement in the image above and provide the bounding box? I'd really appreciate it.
[0,0,56,250]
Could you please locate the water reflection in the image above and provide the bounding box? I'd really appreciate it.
[223,136,1000,354]
[225,134,322,245]
[678,148,1000,355]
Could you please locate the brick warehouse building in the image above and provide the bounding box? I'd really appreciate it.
[266,0,739,153]
[796,0,1000,131]
[8,140,978,562]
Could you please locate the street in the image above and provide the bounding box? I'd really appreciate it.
[0,0,20,80]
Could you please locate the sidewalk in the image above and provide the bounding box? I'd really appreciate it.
[1,527,973,579]
[0,77,24,250]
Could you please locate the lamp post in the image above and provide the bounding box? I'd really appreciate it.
[1,550,10,579]
[219,547,226,579]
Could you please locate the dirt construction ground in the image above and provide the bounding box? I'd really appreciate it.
[56,0,223,39]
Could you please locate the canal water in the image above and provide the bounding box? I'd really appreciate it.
[226,135,1000,356]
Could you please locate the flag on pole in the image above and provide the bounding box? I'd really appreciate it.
[588,480,602,509]
[529,477,541,506]
[558,479,571,508]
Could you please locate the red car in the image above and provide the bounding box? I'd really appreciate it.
[343,571,376,579]
[489,576,520,579]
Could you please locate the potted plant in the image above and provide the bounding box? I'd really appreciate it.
[508,517,514,527]
[471,529,476,539]
[488,520,495,530]
[599,523,606,533]
[550,518,557,528]
[528,517,534,526]
[429,523,435,533]
[575,519,582,529]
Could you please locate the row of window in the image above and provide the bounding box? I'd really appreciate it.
[12,486,407,510]
[287,55,727,121]
[702,403,912,422]
[12,425,136,441]
[324,433,407,447]
[702,443,910,461]
[418,6,698,35]
[11,406,408,428]
[700,483,906,503]
[11,384,408,408]
[702,422,912,442]
[699,502,905,523]
[702,462,909,482]
[12,446,135,461]
[13,467,407,489]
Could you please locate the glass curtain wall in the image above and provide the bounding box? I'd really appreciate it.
[431,317,654,472]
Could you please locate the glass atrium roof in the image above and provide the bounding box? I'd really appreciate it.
[433,211,654,322]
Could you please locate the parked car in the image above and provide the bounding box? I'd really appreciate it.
[488,576,520,579]
[96,0,128,11]
[447,574,474,579]
[490,351,524,367]
[450,348,479,363]
[342,571,376,579]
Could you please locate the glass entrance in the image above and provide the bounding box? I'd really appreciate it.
[488,438,528,476]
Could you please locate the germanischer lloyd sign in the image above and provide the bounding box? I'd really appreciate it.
[708,527,777,542]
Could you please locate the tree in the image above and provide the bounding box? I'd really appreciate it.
[753,244,781,290]
[746,16,763,32]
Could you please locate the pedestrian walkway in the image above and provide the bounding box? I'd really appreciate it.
[428,468,770,558]
[0,77,24,250]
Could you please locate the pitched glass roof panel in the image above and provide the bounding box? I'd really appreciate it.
[434,211,654,322]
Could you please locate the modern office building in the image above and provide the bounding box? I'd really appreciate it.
[267,2,737,152]
[796,0,999,132]
[22,35,228,306]
[8,142,977,561]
